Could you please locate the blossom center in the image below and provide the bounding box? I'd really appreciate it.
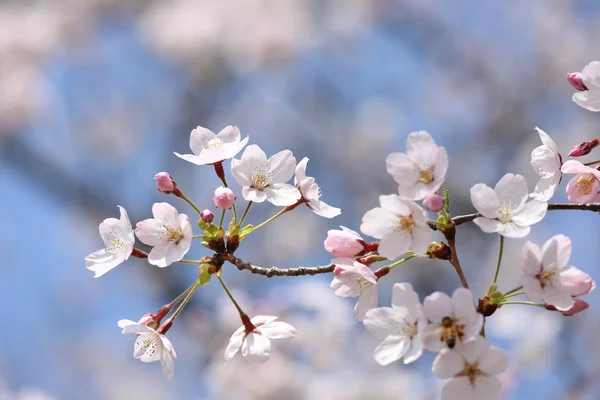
[575,173,596,195]
[460,362,483,385]
[399,317,418,337]
[415,162,434,184]
[538,269,558,288]
[208,137,223,149]
[252,165,273,190]
[106,232,126,253]
[497,201,514,223]
[159,225,185,245]
[140,333,160,357]
[439,316,465,349]
[395,216,414,233]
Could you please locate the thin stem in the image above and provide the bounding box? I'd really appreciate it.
[502,291,525,299]
[178,192,203,215]
[493,235,504,284]
[192,235,203,239]
[178,259,201,264]
[231,202,238,224]
[386,253,417,270]
[239,202,253,226]
[218,209,226,229]
[251,207,290,232]
[501,300,545,308]
[584,159,600,166]
[169,281,198,307]
[217,274,245,317]
[503,285,523,297]
[170,280,200,320]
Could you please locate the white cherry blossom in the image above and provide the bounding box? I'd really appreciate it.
[85,206,134,278]
[570,61,600,112]
[470,173,547,238]
[363,283,427,365]
[135,202,193,267]
[224,315,296,364]
[118,319,177,380]
[361,194,431,260]
[433,337,508,400]
[386,131,448,200]
[294,157,341,218]
[174,125,248,165]
[330,258,378,321]
[530,127,561,201]
[522,235,595,311]
[423,288,483,352]
[231,144,301,206]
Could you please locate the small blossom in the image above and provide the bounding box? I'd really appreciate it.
[530,127,562,201]
[294,157,341,218]
[224,315,296,363]
[361,194,431,260]
[174,125,249,165]
[569,138,599,157]
[386,131,449,200]
[570,62,600,112]
[324,226,365,258]
[330,258,378,320]
[85,206,135,278]
[423,193,445,212]
[546,299,589,316]
[231,145,301,206]
[200,209,214,223]
[432,337,508,400]
[363,283,427,365]
[561,160,600,203]
[470,173,547,238]
[213,186,236,209]
[422,288,484,352]
[154,172,177,194]
[522,235,595,311]
[135,203,193,267]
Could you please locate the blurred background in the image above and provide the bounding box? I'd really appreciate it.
[1,0,600,399]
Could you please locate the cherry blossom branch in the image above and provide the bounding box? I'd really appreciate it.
[225,254,335,277]
[442,226,470,289]
[428,203,600,230]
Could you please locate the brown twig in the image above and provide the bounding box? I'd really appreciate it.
[440,225,470,289]
[225,254,335,277]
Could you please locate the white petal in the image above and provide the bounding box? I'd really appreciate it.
[531,145,561,176]
[534,127,558,152]
[442,377,476,400]
[224,328,244,361]
[373,336,410,366]
[432,350,464,379]
[521,241,542,275]
[224,134,249,160]
[250,315,279,326]
[472,217,503,234]
[499,222,530,239]
[386,152,419,186]
[354,287,378,321]
[263,183,301,206]
[411,225,432,256]
[159,336,177,380]
[423,327,447,352]
[363,307,399,339]
[294,157,309,184]
[479,345,508,376]
[451,288,476,322]
[543,285,574,311]
[242,187,268,203]
[216,125,240,143]
[494,173,528,209]
[403,337,423,364]
[474,376,503,400]
[530,173,560,202]
[511,200,547,226]
[582,61,600,89]
[231,157,253,187]
[360,207,396,239]
[459,337,488,365]
[117,206,133,233]
[268,150,296,183]
[470,184,500,219]
[462,313,484,341]
[523,276,544,303]
[433,147,449,184]
[135,218,166,247]
[573,90,600,112]
[542,234,571,269]
[136,334,162,362]
[308,199,341,218]
[423,292,453,323]
[406,131,438,165]
[147,242,179,268]
[391,283,420,314]
[189,126,215,155]
[378,231,411,260]
[241,333,271,363]
[259,321,297,339]
[379,194,411,215]
[173,152,205,165]
[152,202,180,226]
[85,250,126,278]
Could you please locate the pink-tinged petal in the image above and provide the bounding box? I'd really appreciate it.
[117,205,133,233]
[451,288,476,321]
[308,199,341,218]
[531,145,561,176]
[499,222,530,239]
[268,150,297,183]
[147,242,180,268]
[565,175,597,203]
[118,320,155,335]
[403,337,423,364]
[470,184,500,218]
[559,266,595,297]
[535,127,558,152]
[460,337,488,365]
[173,152,204,165]
[363,307,398,339]
[494,173,528,209]
[432,350,464,379]
[294,157,309,185]
[561,160,591,175]
[386,152,420,186]
[473,217,504,233]
[581,61,600,90]
[263,183,301,206]
[379,194,411,215]
[530,173,560,202]
[521,241,542,275]
[543,285,574,311]
[441,377,476,400]
[523,276,544,303]
[241,333,272,363]
[391,283,420,314]
[373,336,410,366]
[135,218,165,247]
[560,299,589,316]
[360,207,396,239]
[354,287,378,321]
[242,187,268,203]
[541,235,562,270]
[152,202,180,226]
[324,227,364,257]
[216,125,239,143]
[511,200,547,226]
[160,345,176,380]
[433,147,449,182]
[423,292,453,323]
[242,144,268,169]
[231,157,253,187]
[479,345,508,376]
[474,376,503,400]
[546,235,572,268]
[259,321,297,339]
[189,126,215,155]
[378,231,411,260]
[224,329,244,362]
[573,91,600,112]
[462,313,484,341]
[406,131,438,165]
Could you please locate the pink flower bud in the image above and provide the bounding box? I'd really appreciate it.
[155,172,177,194]
[213,186,236,209]
[546,299,589,316]
[200,209,214,223]
[560,267,595,297]
[567,72,588,91]
[423,193,445,212]
[568,138,599,157]
[324,226,365,257]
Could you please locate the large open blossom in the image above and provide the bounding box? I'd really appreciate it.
[231,144,301,206]
[224,316,296,363]
[522,235,595,311]
[422,288,483,352]
[386,131,448,200]
[433,337,508,400]
[569,61,600,112]
[363,283,427,365]
[135,203,193,267]
[118,319,177,380]
[530,127,561,201]
[294,157,341,218]
[174,125,248,165]
[85,206,135,278]
[470,173,547,238]
[360,194,430,260]
[330,258,378,320]
[560,160,600,203]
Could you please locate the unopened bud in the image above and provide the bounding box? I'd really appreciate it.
[423,194,445,212]
[567,72,588,91]
[426,241,451,260]
[155,172,177,194]
[324,226,365,258]
[200,209,214,223]
[568,138,599,157]
[546,299,589,316]
[213,186,236,209]
[478,297,498,317]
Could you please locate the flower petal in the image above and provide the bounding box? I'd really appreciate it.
[189,126,215,155]
[451,288,476,322]
[308,199,341,218]
[499,222,530,238]
[473,217,504,234]
[224,328,244,362]
[378,231,411,260]
[543,285,574,311]
[403,337,423,364]
[242,187,268,203]
[530,173,561,202]
[354,287,378,321]
[479,345,508,376]
[494,173,528,209]
[573,90,600,112]
[363,307,399,339]
[259,321,297,339]
[294,157,309,185]
[521,241,542,275]
[360,207,396,239]
[241,333,271,363]
[441,377,476,400]
[470,184,500,219]
[263,183,301,206]
[268,150,297,183]
[152,202,180,226]
[511,200,547,226]
[406,131,438,165]
[423,292,453,323]
[386,152,419,186]
[373,335,410,366]
[391,283,420,314]
[534,127,558,152]
[432,350,464,379]
[474,376,503,400]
